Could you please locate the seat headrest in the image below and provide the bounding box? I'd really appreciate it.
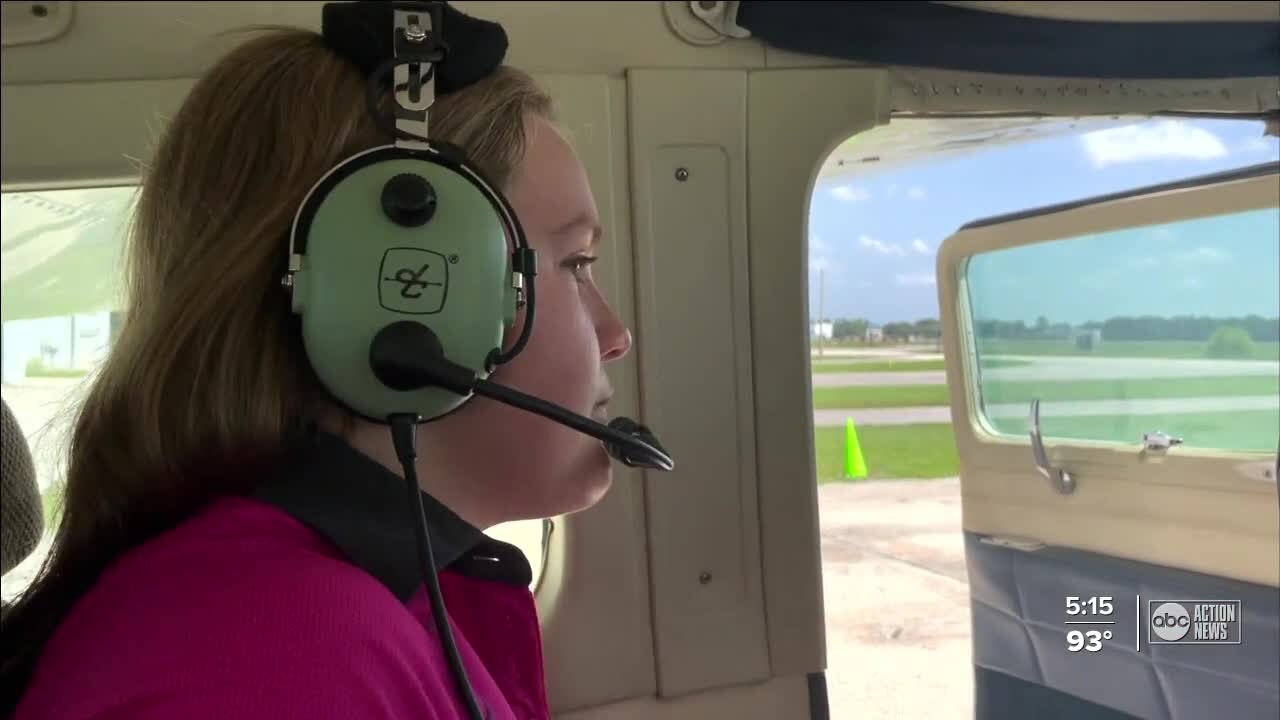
[2,397,44,576]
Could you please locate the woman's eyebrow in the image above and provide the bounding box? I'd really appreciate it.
[552,212,603,246]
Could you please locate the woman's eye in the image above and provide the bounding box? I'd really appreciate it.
[566,255,598,279]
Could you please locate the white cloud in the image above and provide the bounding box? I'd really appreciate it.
[895,273,936,287]
[858,235,906,256]
[1126,246,1230,273]
[1079,119,1227,168]
[907,186,927,200]
[809,235,841,274]
[1174,246,1232,264]
[831,185,871,203]
[911,239,930,255]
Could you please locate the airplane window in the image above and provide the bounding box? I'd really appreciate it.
[0,187,546,601]
[0,186,133,602]
[965,208,1278,452]
[809,115,1277,719]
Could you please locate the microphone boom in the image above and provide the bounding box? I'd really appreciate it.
[470,378,674,472]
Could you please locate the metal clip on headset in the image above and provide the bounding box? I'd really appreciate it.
[391,1,445,146]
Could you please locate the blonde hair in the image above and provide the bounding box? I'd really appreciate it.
[1,28,553,707]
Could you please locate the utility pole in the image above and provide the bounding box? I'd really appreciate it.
[816,267,826,358]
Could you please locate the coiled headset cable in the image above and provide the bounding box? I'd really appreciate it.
[390,413,485,720]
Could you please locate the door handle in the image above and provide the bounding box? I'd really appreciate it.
[1030,399,1076,495]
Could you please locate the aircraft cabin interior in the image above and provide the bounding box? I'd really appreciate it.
[1,2,1278,719]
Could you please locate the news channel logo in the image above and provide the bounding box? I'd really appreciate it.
[1147,600,1242,644]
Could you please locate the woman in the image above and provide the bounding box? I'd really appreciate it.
[1,20,632,720]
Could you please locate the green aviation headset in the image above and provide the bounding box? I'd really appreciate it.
[282,3,672,718]
[286,11,530,425]
[283,1,673,471]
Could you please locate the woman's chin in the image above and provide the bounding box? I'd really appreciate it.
[564,453,615,515]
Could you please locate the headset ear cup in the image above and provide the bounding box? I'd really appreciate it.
[288,144,513,422]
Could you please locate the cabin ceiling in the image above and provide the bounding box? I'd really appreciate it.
[2,1,1276,188]
[3,2,1279,84]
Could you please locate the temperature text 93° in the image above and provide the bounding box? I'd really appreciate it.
[1067,629,1112,652]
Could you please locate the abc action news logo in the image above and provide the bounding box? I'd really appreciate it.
[1148,600,1242,644]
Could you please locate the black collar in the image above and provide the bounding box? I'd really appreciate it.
[249,429,532,601]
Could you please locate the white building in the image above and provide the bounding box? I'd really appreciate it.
[811,321,833,340]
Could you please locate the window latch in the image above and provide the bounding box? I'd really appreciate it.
[1030,399,1076,495]
[1142,431,1183,452]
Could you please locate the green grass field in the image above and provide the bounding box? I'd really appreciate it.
[26,367,89,379]
[811,340,1277,482]
[813,374,1280,409]
[984,409,1278,452]
[812,339,1280,361]
[809,358,1029,374]
[814,423,960,482]
[812,409,1277,483]
[814,385,949,409]
[811,359,948,373]
[981,374,1278,404]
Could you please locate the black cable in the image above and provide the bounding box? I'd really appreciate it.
[389,414,485,720]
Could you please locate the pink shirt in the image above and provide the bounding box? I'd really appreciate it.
[14,432,550,720]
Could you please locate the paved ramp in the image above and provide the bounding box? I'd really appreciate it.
[818,478,972,719]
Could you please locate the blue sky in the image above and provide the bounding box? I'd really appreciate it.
[808,117,1280,326]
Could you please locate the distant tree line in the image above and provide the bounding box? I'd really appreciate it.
[817,314,1280,347]
[823,317,941,341]
[974,314,1279,343]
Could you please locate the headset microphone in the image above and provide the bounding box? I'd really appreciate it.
[368,320,673,471]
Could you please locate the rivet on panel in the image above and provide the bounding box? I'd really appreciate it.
[699,571,712,584]
[675,167,690,182]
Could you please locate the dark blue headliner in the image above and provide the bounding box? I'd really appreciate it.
[736,1,1280,80]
